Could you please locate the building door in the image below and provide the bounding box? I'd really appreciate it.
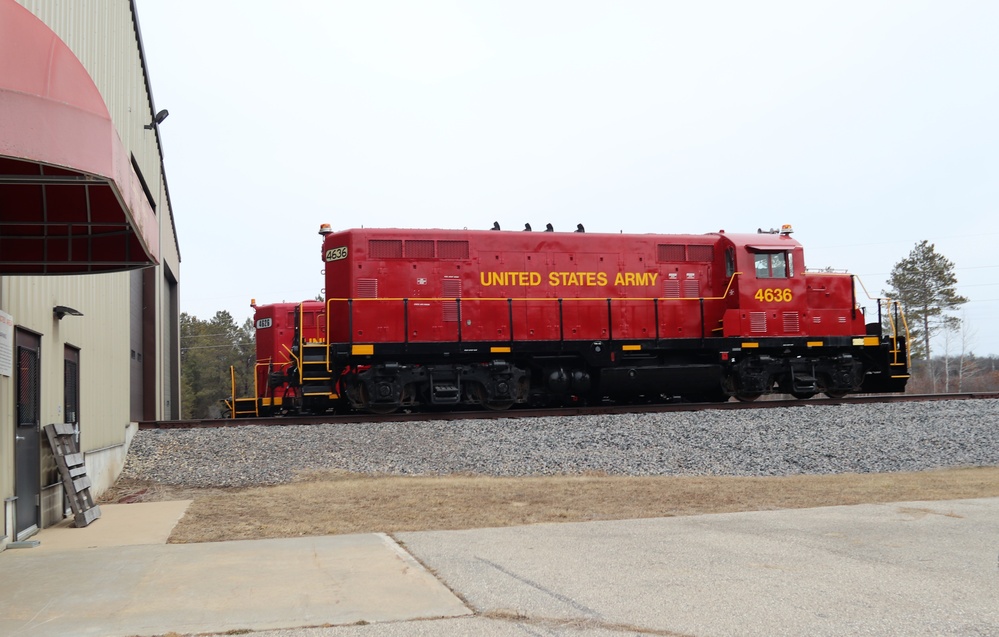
[64,346,80,424]
[14,329,41,539]
[129,269,143,421]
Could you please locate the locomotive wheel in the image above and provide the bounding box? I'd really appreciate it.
[824,390,847,399]
[470,382,514,411]
[791,391,815,400]
[484,399,514,411]
[360,383,401,414]
[735,392,762,402]
[684,390,730,403]
[366,402,400,415]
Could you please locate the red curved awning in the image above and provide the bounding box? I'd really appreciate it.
[0,0,159,274]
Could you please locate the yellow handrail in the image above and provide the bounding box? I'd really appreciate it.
[322,272,744,304]
[297,303,331,372]
[853,275,912,369]
[282,344,301,384]
[229,365,237,419]
[323,273,743,346]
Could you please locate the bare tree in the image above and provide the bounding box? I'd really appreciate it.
[883,241,968,392]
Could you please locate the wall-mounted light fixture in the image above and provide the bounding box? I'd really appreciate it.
[53,305,84,320]
[144,109,169,129]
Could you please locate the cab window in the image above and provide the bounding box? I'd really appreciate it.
[754,251,791,278]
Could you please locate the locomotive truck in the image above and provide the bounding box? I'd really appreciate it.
[226,224,909,416]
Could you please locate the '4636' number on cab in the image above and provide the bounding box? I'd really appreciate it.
[325,246,348,262]
[755,288,793,303]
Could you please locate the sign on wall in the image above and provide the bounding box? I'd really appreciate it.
[0,309,12,377]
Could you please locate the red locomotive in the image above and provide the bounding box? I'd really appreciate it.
[226,300,328,417]
[230,223,909,415]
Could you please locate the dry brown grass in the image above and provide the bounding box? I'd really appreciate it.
[103,466,999,544]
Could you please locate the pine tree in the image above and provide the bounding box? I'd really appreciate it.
[180,311,256,418]
[883,241,968,389]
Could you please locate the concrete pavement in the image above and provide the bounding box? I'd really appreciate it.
[393,498,999,636]
[0,503,470,637]
[21,499,191,551]
[1,498,997,636]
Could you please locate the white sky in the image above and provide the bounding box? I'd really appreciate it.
[136,1,999,356]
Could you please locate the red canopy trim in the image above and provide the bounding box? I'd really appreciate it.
[0,0,159,274]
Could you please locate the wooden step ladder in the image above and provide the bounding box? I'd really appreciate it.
[43,423,101,528]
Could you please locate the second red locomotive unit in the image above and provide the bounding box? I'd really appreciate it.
[233,223,909,415]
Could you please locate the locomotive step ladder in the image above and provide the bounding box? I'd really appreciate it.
[789,372,818,393]
[231,397,259,417]
[300,342,333,396]
[226,366,262,417]
[429,370,461,404]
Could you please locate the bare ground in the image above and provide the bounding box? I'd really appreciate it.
[100,466,999,544]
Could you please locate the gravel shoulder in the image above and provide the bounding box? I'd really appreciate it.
[121,399,999,487]
[108,400,999,543]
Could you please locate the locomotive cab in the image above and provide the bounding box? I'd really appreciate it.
[717,227,813,338]
[712,226,908,399]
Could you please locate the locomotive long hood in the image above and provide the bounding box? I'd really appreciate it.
[0,0,159,274]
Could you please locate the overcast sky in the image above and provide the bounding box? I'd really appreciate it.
[136,1,999,356]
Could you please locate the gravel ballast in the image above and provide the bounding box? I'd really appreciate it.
[120,399,999,488]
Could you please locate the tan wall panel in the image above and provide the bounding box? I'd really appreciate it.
[1,274,132,452]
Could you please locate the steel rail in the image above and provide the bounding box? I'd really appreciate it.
[139,392,999,430]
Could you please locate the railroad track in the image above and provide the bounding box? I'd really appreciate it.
[139,392,999,429]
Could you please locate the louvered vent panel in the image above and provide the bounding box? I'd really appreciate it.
[750,312,767,333]
[442,279,461,322]
[683,280,700,298]
[369,240,402,258]
[783,312,800,333]
[664,280,681,298]
[837,316,847,323]
[437,240,469,259]
[356,278,378,298]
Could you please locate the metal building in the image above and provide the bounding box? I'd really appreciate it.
[1,0,181,547]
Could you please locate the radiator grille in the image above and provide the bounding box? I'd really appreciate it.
[658,244,685,262]
[687,245,714,262]
[405,240,435,258]
[750,312,767,333]
[437,240,469,259]
[656,244,714,262]
[369,240,402,259]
